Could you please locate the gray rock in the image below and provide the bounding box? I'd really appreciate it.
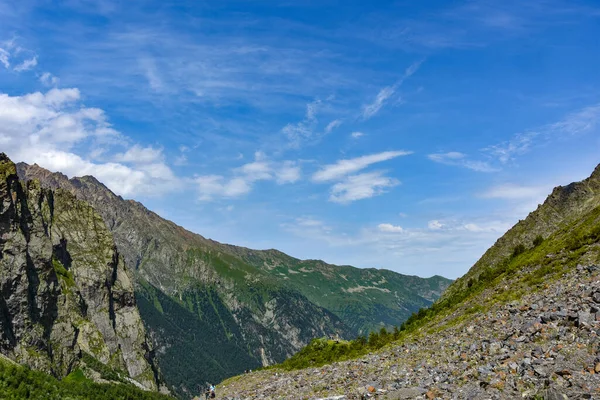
[544,388,569,400]
[384,387,427,399]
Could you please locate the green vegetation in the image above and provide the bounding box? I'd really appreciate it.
[52,258,75,289]
[81,352,126,384]
[0,358,172,400]
[278,326,402,370]
[273,203,600,371]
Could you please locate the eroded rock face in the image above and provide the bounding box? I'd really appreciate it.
[0,154,159,390]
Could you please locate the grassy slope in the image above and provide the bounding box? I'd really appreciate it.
[217,246,452,334]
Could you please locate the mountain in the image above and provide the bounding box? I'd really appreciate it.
[0,154,164,392]
[16,161,451,398]
[219,163,600,399]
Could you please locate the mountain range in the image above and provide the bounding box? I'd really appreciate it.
[0,154,451,398]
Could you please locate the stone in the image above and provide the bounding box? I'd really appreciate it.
[0,155,159,391]
[385,387,428,399]
[544,388,569,400]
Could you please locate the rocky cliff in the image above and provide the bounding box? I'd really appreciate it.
[16,161,451,398]
[0,154,161,391]
[219,164,600,399]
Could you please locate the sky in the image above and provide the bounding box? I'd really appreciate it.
[1,0,599,279]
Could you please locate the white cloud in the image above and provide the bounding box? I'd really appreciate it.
[428,151,497,172]
[362,85,396,120]
[425,218,510,234]
[282,99,327,148]
[140,58,164,91]
[329,171,399,203]
[325,119,342,134]
[14,56,37,72]
[276,161,301,184]
[351,131,364,139]
[378,223,403,233]
[428,220,443,230]
[195,175,251,201]
[0,47,9,68]
[40,72,59,86]
[196,153,301,200]
[0,88,180,197]
[361,60,422,120]
[114,145,164,164]
[237,157,272,181]
[484,103,600,164]
[236,152,301,184]
[480,183,551,200]
[462,221,511,233]
[313,150,412,182]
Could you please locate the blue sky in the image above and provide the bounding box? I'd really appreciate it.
[1,0,599,279]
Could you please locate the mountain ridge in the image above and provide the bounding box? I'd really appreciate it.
[15,160,451,398]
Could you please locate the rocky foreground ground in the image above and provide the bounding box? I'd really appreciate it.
[219,265,600,399]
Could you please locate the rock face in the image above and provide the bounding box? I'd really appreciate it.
[218,163,600,399]
[16,161,451,398]
[0,154,159,390]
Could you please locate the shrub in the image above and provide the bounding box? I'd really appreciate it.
[511,244,526,258]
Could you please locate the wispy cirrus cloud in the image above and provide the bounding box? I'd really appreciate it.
[282,99,326,148]
[427,151,497,172]
[329,171,400,204]
[14,56,37,71]
[325,119,342,134]
[480,183,552,200]
[313,150,411,182]
[361,60,422,120]
[485,103,600,164]
[312,150,411,203]
[0,39,39,73]
[429,103,600,172]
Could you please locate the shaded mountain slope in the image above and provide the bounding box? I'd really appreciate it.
[0,154,163,392]
[220,163,600,399]
[16,161,451,397]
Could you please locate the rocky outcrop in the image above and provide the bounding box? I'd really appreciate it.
[0,154,159,390]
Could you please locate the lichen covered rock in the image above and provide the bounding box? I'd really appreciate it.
[0,153,159,390]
